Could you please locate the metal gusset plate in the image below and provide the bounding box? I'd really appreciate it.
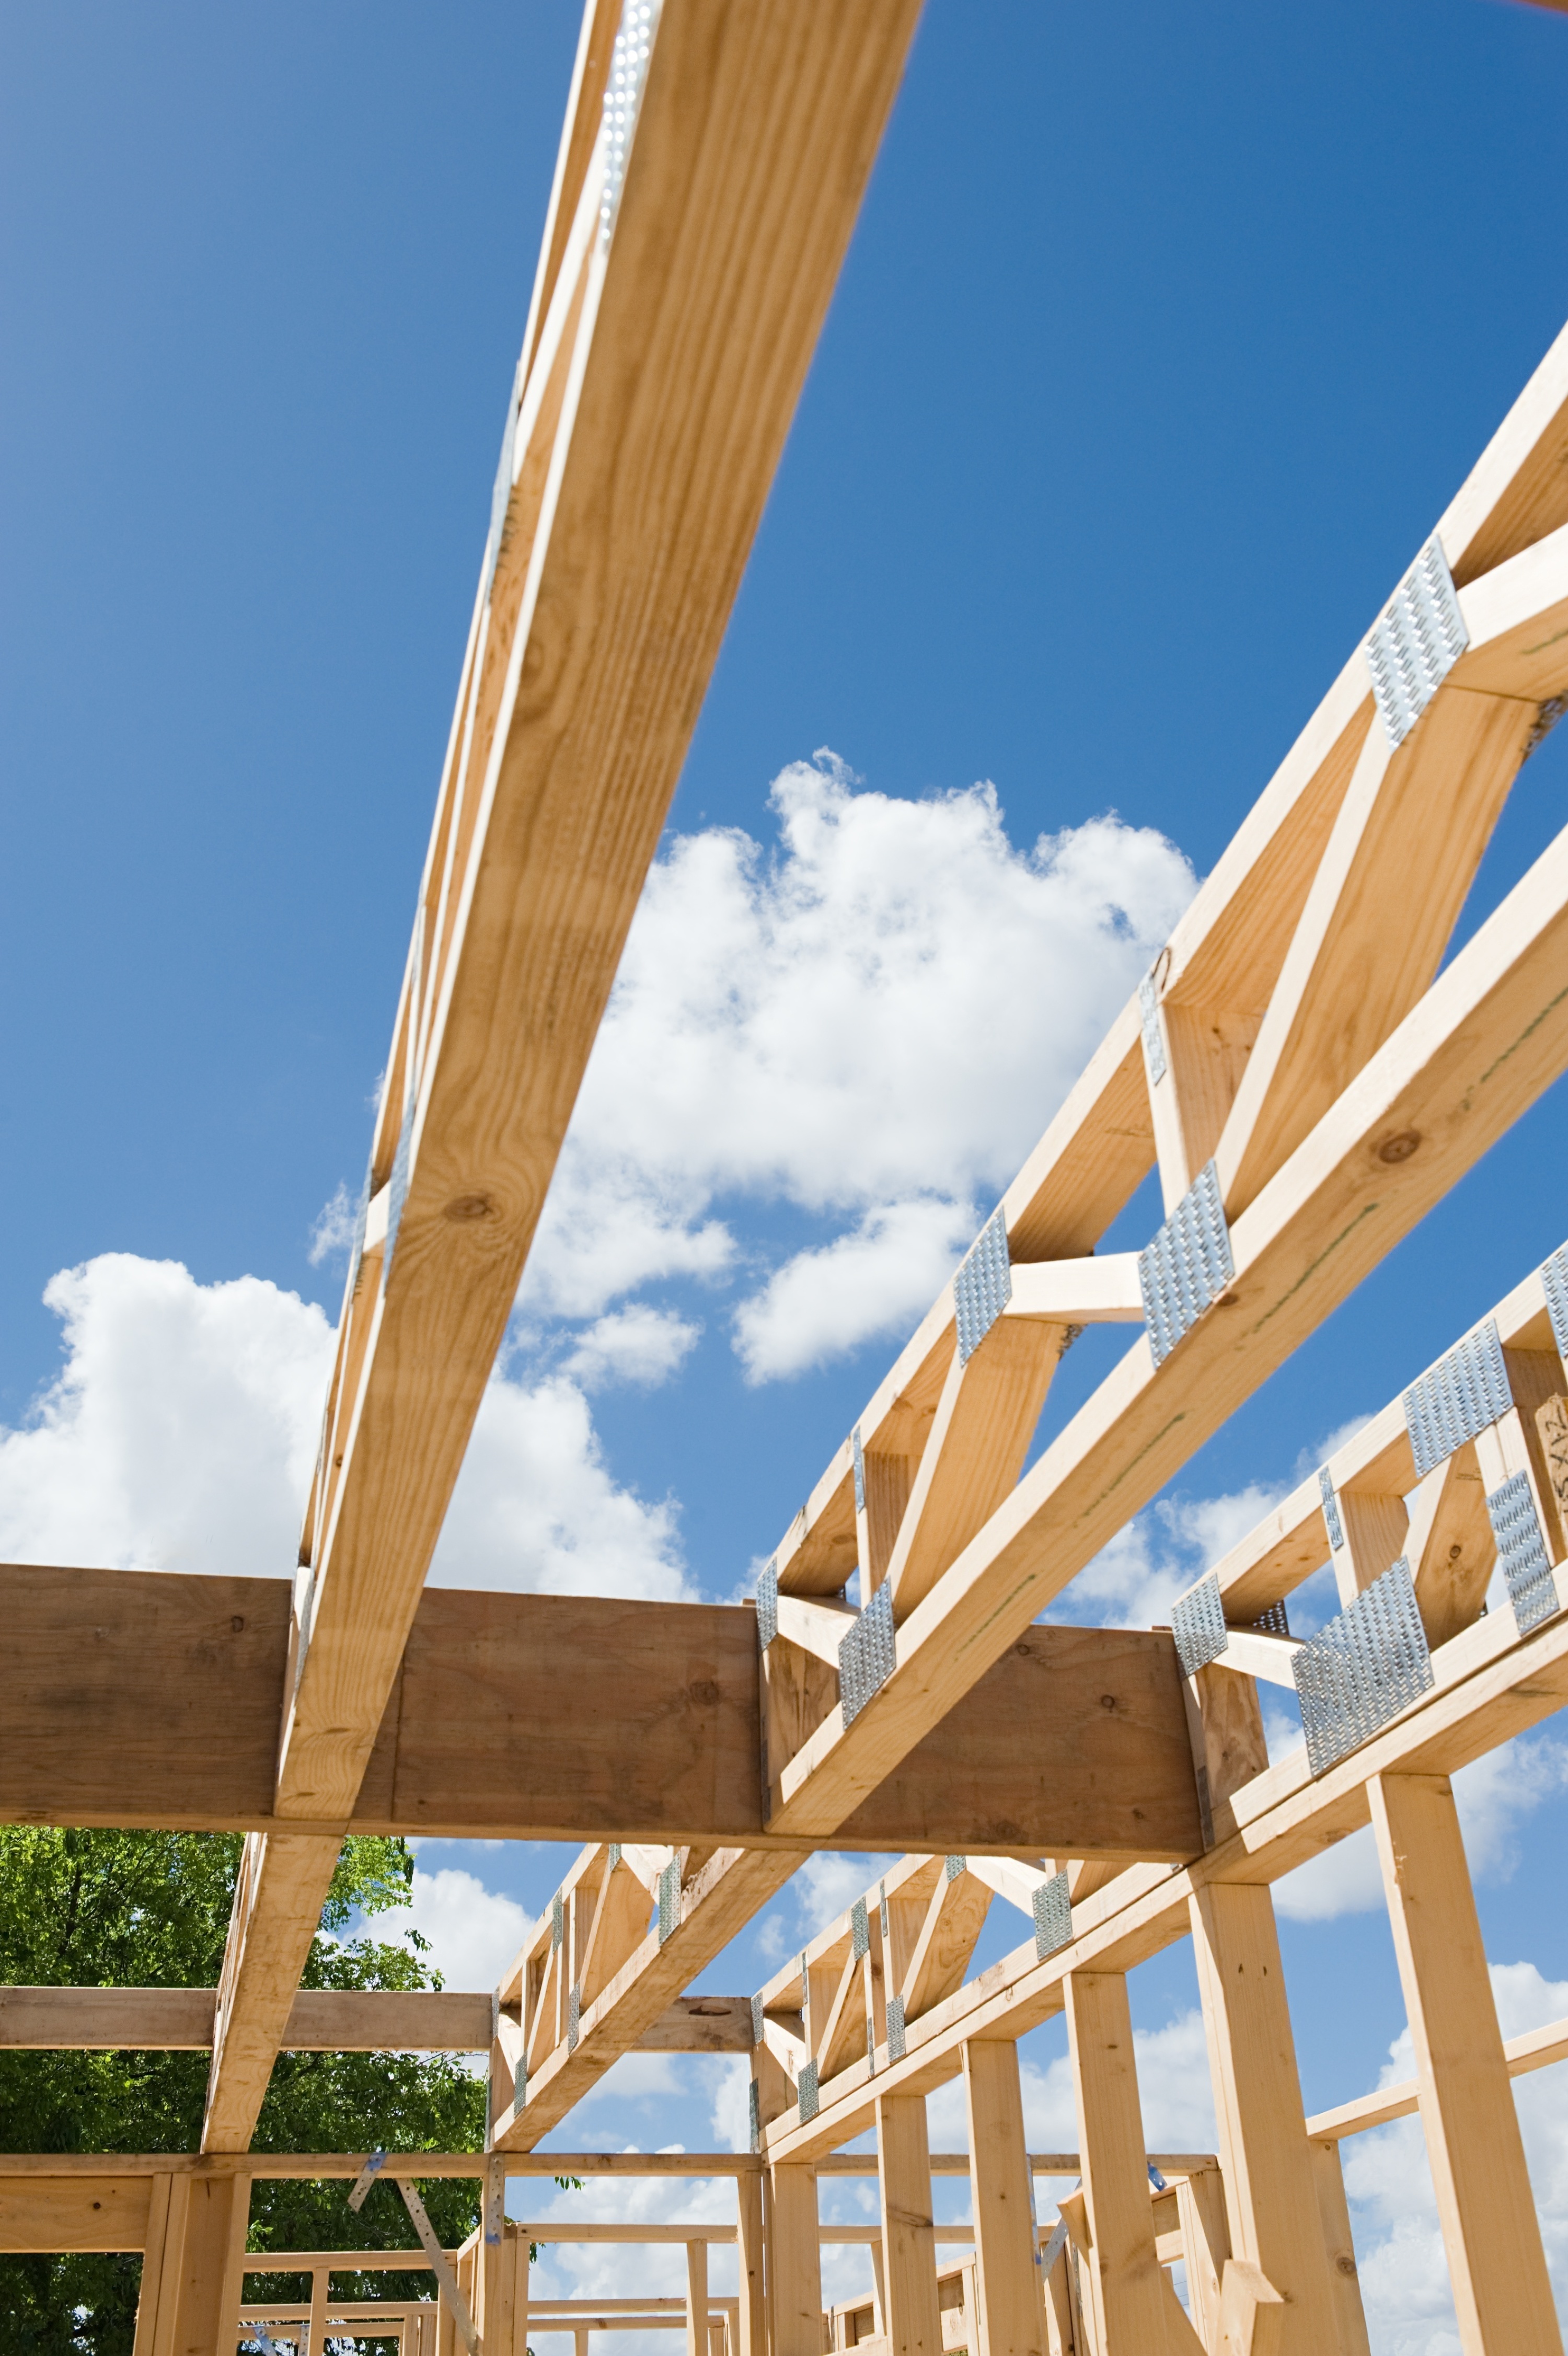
[838,1581,896,1725]
[1488,1470,1560,1636]
[944,1854,966,1882]
[851,1898,869,1960]
[656,1858,680,1944]
[551,1893,563,1949]
[1319,1465,1346,1554]
[1293,1557,1434,1776]
[1138,1161,1233,1365]
[1542,1240,1568,1365]
[886,1993,907,2062]
[1403,1319,1511,1479]
[750,1993,765,2049]
[1365,534,1469,747]
[1253,1598,1292,1639]
[954,1208,1012,1363]
[1032,1871,1072,1961]
[797,2059,819,2122]
[852,1426,866,1514]
[1170,1570,1228,1679]
[567,1983,581,2052]
[1138,969,1168,1085]
[748,2077,761,2152]
[756,1557,778,1650]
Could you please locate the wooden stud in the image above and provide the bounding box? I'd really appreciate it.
[1327,1490,1411,1607]
[687,2236,710,2356]
[736,2164,767,2356]
[1307,2140,1370,2356]
[1368,1772,1561,2352]
[1215,2258,1285,2355]
[960,2041,1043,2356]
[1062,1971,1167,2346]
[876,2093,942,2356]
[1187,1884,1343,2354]
[768,2165,822,2356]
[1173,2165,1231,2350]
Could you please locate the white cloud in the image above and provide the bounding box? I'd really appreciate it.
[372,1865,533,1993]
[1274,1734,1568,1922]
[1342,1958,1568,2352]
[561,1305,701,1392]
[308,1180,359,1268]
[0,1253,332,1578]
[733,1198,976,1384]
[525,754,1196,1376]
[1068,1481,1286,1631]
[926,2008,1216,2166]
[0,1253,690,1602]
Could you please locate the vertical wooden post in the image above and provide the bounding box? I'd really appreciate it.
[131,2166,250,2356]
[737,2162,769,2356]
[308,2261,330,2356]
[1307,2140,1369,2356]
[876,2092,941,2356]
[131,2173,175,2356]
[1188,1883,1344,2353]
[1369,1772,1562,2353]
[688,2237,712,2356]
[576,2330,591,2356]
[1172,2165,1229,2349]
[769,2166,822,2356]
[476,2158,514,2354]
[869,2237,888,2339]
[1063,1972,1166,2347]
[960,2039,1043,2356]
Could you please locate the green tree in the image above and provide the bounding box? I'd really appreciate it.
[0,1828,487,2355]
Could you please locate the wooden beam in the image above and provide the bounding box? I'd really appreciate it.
[769,2165,822,2356]
[1369,1773,1561,2351]
[877,2091,942,2356]
[205,0,926,2151]
[0,1985,494,2052]
[1063,1972,1169,2347]
[0,1571,1201,1858]
[961,2040,1045,2356]
[1307,2008,1568,2141]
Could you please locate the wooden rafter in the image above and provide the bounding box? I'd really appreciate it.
[198,0,926,2153]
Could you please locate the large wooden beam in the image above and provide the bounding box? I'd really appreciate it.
[0,1568,1201,1856]
[204,0,926,2151]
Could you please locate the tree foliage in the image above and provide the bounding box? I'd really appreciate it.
[0,1828,486,2355]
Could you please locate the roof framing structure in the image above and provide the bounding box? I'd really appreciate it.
[9,1,1568,2351]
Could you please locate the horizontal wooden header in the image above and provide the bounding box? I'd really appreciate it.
[0,1565,1202,1858]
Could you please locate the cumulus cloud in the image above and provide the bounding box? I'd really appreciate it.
[372,1865,533,1993]
[0,1253,690,1601]
[1274,1733,1568,1923]
[525,754,1195,1377]
[560,1305,701,1392]
[1065,1480,1288,1631]
[1343,1957,1568,2352]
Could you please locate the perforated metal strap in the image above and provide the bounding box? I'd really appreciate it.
[1542,1241,1568,1364]
[954,1208,1012,1362]
[383,1098,416,1277]
[756,1557,778,1650]
[750,1992,765,2049]
[567,1983,581,2052]
[656,1858,681,1944]
[1488,1470,1560,1635]
[1032,1871,1072,1960]
[1293,1558,1434,1776]
[550,1894,563,1949]
[599,0,659,247]
[886,1993,906,2062]
[1403,1319,1511,1479]
[1138,1162,1233,1365]
[852,1427,866,1515]
[851,1898,870,1960]
[1319,1466,1346,1554]
[1365,534,1469,746]
[944,1854,966,1882]
[797,2059,820,2122]
[1138,969,1168,1085]
[1170,1570,1228,1679]
[748,2077,761,2151]
[838,1581,895,1725]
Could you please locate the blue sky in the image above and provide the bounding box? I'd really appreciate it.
[5,2,1568,2345]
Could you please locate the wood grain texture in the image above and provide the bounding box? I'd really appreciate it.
[877,2093,942,2356]
[1369,1773,1562,2352]
[0,2176,154,2253]
[1063,1972,1168,2347]
[0,1986,492,2052]
[961,2042,1044,2356]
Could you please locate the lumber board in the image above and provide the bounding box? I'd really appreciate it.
[0,2177,153,2253]
[0,1569,1200,1856]
[0,1987,492,2052]
[208,0,926,2150]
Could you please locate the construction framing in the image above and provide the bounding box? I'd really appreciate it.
[9,0,1568,2351]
